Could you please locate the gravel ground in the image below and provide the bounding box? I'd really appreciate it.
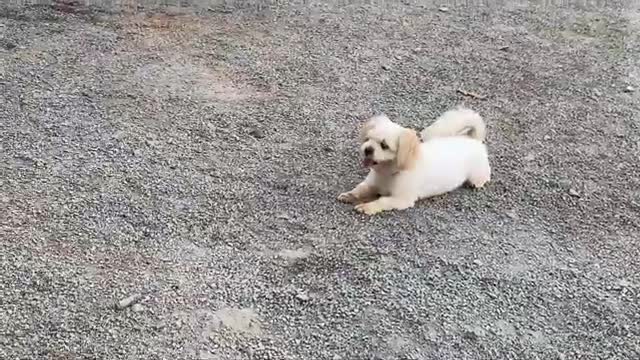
[1,1,639,359]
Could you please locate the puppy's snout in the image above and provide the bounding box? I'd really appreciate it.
[364,146,374,156]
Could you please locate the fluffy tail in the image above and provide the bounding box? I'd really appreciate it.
[420,107,486,142]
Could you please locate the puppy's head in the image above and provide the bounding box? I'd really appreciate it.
[358,115,420,171]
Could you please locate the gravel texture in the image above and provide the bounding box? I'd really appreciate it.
[1,1,640,359]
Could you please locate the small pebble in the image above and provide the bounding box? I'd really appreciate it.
[558,179,572,189]
[296,292,310,302]
[132,304,145,313]
[617,279,631,288]
[438,6,449,12]
[568,189,580,197]
[117,293,142,310]
[277,213,291,220]
[462,327,484,340]
[249,128,265,138]
[506,210,518,219]
[624,86,635,93]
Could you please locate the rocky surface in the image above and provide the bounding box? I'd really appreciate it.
[1,1,639,359]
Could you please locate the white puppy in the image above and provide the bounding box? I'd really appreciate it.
[338,107,491,215]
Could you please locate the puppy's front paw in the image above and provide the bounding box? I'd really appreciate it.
[355,202,383,215]
[338,192,357,204]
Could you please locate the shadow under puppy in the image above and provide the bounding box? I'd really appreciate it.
[338,107,491,215]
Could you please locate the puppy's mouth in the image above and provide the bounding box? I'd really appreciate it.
[362,158,378,167]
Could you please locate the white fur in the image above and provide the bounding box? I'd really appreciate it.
[338,107,491,215]
[421,106,486,142]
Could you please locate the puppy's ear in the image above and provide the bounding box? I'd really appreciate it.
[396,129,420,170]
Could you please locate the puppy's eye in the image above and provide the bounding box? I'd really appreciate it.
[380,140,389,150]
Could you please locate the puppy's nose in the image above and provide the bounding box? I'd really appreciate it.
[364,146,374,156]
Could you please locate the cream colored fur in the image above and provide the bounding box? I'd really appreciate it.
[421,107,486,142]
[338,107,491,215]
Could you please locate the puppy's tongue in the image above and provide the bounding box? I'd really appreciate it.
[362,158,375,167]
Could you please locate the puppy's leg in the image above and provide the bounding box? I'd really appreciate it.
[338,182,377,204]
[354,196,415,215]
[468,161,491,189]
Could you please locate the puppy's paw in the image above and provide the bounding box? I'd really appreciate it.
[468,168,491,189]
[468,178,489,189]
[355,202,383,215]
[338,192,357,204]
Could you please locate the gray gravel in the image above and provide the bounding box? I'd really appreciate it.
[1,1,640,359]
